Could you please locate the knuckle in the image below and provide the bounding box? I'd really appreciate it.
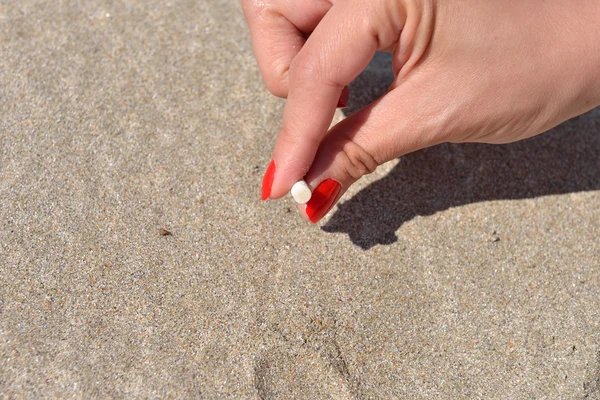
[337,138,379,181]
[266,85,287,98]
[263,71,288,98]
[289,52,323,85]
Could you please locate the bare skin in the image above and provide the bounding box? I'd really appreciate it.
[243,0,600,222]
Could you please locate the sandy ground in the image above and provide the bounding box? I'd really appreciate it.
[1,1,600,398]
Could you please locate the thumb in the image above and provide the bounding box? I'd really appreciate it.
[298,80,446,223]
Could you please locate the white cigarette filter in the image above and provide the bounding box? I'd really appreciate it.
[290,180,312,204]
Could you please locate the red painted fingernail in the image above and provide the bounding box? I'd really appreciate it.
[337,86,350,108]
[305,179,342,223]
[261,160,276,200]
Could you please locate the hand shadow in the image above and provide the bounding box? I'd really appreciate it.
[323,52,600,249]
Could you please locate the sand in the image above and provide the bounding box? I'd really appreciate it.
[1,0,600,398]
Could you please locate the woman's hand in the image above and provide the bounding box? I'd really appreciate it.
[243,0,600,223]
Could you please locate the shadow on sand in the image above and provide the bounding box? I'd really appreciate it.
[323,53,600,249]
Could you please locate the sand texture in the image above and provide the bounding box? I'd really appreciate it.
[1,1,600,398]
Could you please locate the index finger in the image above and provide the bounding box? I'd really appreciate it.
[266,2,396,199]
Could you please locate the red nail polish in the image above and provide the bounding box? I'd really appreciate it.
[305,179,341,223]
[261,160,276,200]
[337,86,350,108]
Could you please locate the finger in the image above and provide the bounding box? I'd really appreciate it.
[242,0,332,97]
[296,77,448,223]
[267,1,406,199]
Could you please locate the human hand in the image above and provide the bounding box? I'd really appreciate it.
[243,0,600,223]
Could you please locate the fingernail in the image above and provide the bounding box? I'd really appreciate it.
[305,179,341,223]
[261,159,276,200]
[337,86,350,108]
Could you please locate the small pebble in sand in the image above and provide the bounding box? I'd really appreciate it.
[290,180,312,204]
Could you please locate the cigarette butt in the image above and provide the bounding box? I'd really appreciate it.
[290,180,312,204]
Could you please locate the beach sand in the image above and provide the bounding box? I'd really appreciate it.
[1,1,599,398]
